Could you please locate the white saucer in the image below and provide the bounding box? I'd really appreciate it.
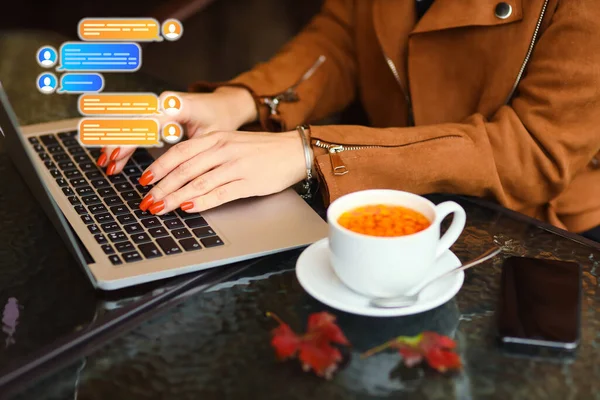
[296,238,464,317]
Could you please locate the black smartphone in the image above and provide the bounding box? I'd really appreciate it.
[496,256,582,357]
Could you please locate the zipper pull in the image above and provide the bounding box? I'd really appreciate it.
[329,145,348,176]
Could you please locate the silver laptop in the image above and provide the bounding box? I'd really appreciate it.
[0,85,327,290]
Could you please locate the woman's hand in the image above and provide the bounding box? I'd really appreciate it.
[138,130,309,214]
[96,86,257,174]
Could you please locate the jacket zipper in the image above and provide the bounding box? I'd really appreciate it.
[262,55,327,116]
[504,0,549,104]
[314,140,384,176]
[384,56,414,126]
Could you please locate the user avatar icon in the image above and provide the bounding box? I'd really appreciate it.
[37,73,57,94]
[36,46,57,68]
[163,94,182,115]
[162,122,183,144]
[161,19,183,41]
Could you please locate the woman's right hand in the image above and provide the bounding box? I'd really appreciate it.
[96,86,258,175]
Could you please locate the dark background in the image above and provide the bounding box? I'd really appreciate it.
[1,0,323,88]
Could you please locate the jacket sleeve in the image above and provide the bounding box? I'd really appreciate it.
[189,0,356,132]
[309,0,600,220]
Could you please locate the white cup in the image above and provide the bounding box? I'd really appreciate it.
[327,190,466,298]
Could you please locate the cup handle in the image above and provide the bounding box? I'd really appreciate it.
[433,201,466,259]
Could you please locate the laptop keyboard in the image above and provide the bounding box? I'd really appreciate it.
[29,132,224,265]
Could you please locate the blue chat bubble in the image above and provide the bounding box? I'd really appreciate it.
[57,42,141,72]
[57,73,104,93]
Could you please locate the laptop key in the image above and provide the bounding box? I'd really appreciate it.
[55,178,68,188]
[134,210,153,219]
[121,191,140,201]
[176,209,199,219]
[91,178,110,189]
[68,147,85,156]
[74,205,87,215]
[39,152,50,161]
[159,212,177,220]
[108,174,127,184]
[138,242,162,259]
[108,254,123,265]
[40,134,58,145]
[58,131,77,139]
[85,170,103,180]
[50,170,62,178]
[172,228,192,240]
[185,217,208,228]
[68,196,81,205]
[62,187,74,196]
[94,234,107,244]
[192,226,216,238]
[70,178,88,187]
[123,251,143,263]
[201,236,224,248]
[73,154,91,164]
[80,162,97,172]
[131,233,151,244]
[107,231,127,243]
[88,204,107,214]
[47,145,64,154]
[115,241,134,253]
[88,148,102,158]
[82,195,101,205]
[115,182,134,192]
[156,237,182,255]
[110,205,129,215]
[44,161,56,170]
[80,214,93,224]
[101,222,120,232]
[127,199,141,210]
[63,139,79,148]
[28,137,40,144]
[123,166,141,176]
[105,196,123,206]
[128,175,142,185]
[58,161,76,170]
[76,186,94,197]
[148,227,169,238]
[98,187,117,198]
[164,219,184,230]
[101,244,115,255]
[123,223,143,234]
[179,238,202,252]
[33,144,45,152]
[108,231,127,243]
[65,170,82,179]
[53,153,69,162]
[96,213,115,224]
[88,224,100,234]
[117,213,136,225]
[140,217,159,228]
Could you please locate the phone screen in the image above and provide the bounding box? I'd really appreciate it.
[497,257,581,353]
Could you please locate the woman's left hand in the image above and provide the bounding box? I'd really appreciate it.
[138,130,309,215]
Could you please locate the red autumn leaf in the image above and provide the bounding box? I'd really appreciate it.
[425,348,462,372]
[397,346,423,367]
[267,312,350,379]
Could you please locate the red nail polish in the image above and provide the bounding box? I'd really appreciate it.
[109,147,120,161]
[180,201,194,211]
[139,195,154,211]
[138,170,154,186]
[97,153,107,167]
[106,162,116,176]
[148,200,165,215]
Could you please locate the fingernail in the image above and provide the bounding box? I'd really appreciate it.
[180,201,194,211]
[139,194,154,211]
[109,147,120,161]
[97,153,107,167]
[148,200,165,215]
[106,161,116,176]
[138,170,154,186]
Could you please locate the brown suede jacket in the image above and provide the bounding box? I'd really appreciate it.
[191,0,600,233]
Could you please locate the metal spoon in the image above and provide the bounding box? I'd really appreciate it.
[370,246,502,309]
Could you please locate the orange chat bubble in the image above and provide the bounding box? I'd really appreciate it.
[78,18,162,42]
[78,93,160,116]
[79,119,160,146]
